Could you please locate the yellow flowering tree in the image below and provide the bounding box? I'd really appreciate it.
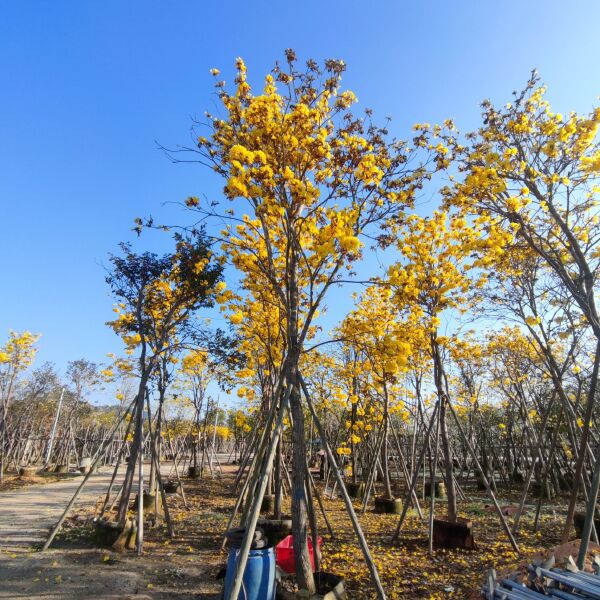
[482,245,593,482]
[0,330,40,482]
[339,285,411,501]
[178,349,213,472]
[446,75,600,548]
[388,211,506,521]
[448,335,486,475]
[184,51,437,592]
[106,234,223,527]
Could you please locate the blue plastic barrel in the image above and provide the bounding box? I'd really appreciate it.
[223,546,276,600]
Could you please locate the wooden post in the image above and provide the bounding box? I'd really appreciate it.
[577,430,600,568]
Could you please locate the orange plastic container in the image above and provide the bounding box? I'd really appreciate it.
[275,535,322,574]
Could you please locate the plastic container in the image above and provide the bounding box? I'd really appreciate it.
[223,546,276,600]
[275,535,322,574]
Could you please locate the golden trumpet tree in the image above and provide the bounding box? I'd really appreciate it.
[483,327,553,484]
[179,349,212,470]
[446,75,600,544]
[447,334,485,463]
[106,235,223,526]
[0,331,40,413]
[224,286,290,517]
[329,348,372,486]
[388,211,508,521]
[448,74,600,338]
[339,285,411,499]
[0,330,40,482]
[188,51,437,590]
[223,285,286,413]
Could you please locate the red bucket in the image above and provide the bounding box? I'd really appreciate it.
[275,535,322,574]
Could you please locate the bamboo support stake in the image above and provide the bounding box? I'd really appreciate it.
[307,465,335,539]
[511,395,558,535]
[144,395,175,538]
[164,418,188,510]
[41,397,136,551]
[446,399,519,553]
[220,416,275,550]
[99,415,134,517]
[304,472,321,573]
[392,401,440,541]
[232,427,259,493]
[428,404,441,555]
[240,390,283,523]
[390,423,423,519]
[577,424,600,568]
[137,429,144,555]
[225,383,292,600]
[563,342,600,543]
[149,435,174,537]
[300,374,387,600]
[361,426,386,514]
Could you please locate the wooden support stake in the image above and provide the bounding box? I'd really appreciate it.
[41,397,136,551]
[446,399,519,553]
[225,383,292,600]
[300,374,387,600]
[392,401,440,541]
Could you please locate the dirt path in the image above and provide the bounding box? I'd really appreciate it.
[0,465,225,599]
[0,467,124,550]
[0,457,233,551]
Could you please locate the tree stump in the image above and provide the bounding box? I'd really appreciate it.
[574,511,600,539]
[133,491,160,512]
[187,465,201,478]
[277,571,346,599]
[112,519,137,551]
[79,457,92,475]
[257,518,293,546]
[163,480,180,494]
[261,494,275,514]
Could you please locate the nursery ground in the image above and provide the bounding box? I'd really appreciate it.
[0,466,586,599]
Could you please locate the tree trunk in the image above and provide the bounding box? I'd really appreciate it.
[382,382,393,499]
[439,400,457,521]
[563,340,600,543]
[432,335,457,522]
[289,378,316,594]
[117,383,146,527]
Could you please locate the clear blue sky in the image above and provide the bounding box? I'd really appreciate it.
[1,1,599,401]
